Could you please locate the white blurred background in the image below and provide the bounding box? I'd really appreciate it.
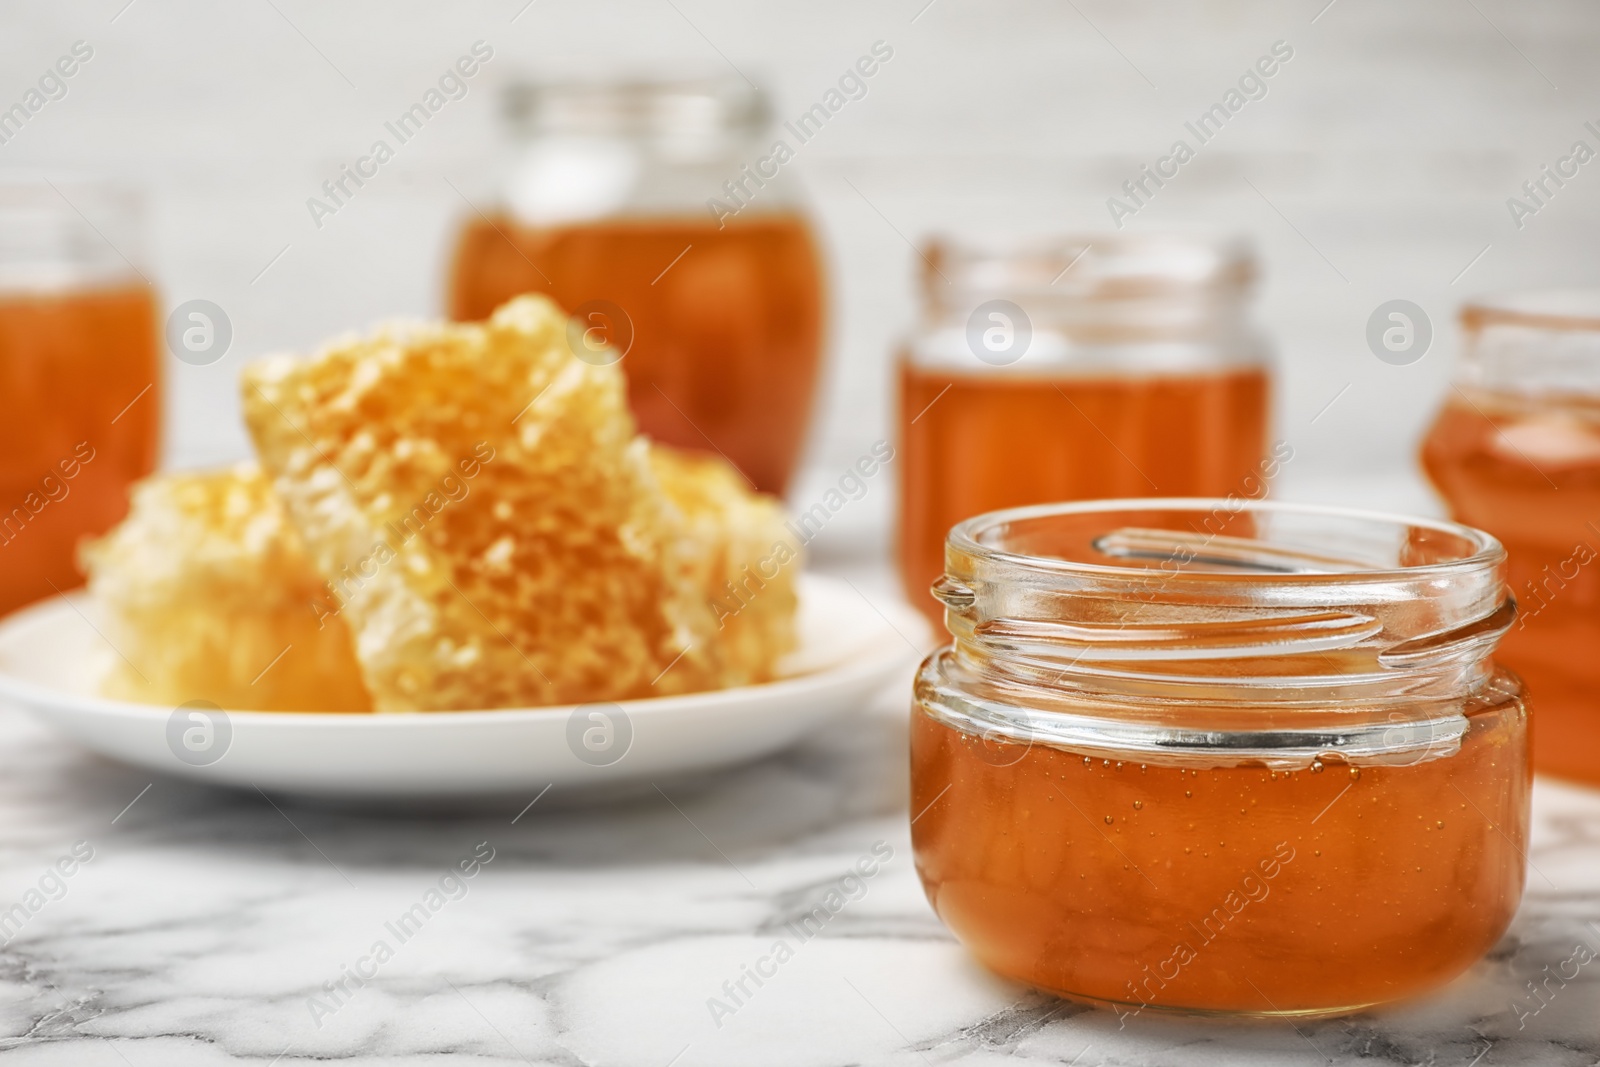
[4,0,1599,557]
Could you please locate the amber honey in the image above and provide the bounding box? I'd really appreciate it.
[1422,392,1600,783]
[911,680,1527,1015]
[449,214,822,494]
[0,284,160,615]
[898,364,1269,626]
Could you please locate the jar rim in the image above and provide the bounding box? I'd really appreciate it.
[1463,289,1600,334]
[948,497,1503,586]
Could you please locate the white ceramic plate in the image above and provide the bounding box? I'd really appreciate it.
[0,574,928,799]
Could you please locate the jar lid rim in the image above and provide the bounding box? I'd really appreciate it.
[947,497,1503,584]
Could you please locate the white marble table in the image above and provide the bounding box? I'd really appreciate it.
[0,594,1597,1066]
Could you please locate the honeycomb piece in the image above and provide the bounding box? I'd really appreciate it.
[651,445,800,685]
[240,295,728,711]
[80,464,372,712]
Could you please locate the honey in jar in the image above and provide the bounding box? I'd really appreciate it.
[1421,292,1600,784]
[0,184,160,615]
[897,236,1271,628]
[448,80,823,495]
[912,500,1528,1017]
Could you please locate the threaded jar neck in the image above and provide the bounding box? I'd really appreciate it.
[0,179,143,292]
[1460,290,1600,396]
[502,78,768,157]
[919,233,1254,347]
[934,499,1511,708]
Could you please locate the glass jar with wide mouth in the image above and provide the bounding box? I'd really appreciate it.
[448,77,824,495]
[0,178,160,616]
[1421,291,1600,784]
[910,499,1528,1018]
[896,233,1273,627]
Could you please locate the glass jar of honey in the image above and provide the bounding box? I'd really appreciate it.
[449,78,824,495]
[0,180,160,616]
[897,235,1272,627]
[911,499,1527,1018]
[1422,292,1600,785]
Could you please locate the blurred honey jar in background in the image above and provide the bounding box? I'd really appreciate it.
[1422,292,1600,784]
[897,235,1273,626]
[0,181,160,616]
[449,79,824,495]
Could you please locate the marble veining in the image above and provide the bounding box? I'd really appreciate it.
[0,669,1596,1066]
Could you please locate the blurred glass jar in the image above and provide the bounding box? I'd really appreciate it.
[0,180,160,616]
[913,500,1527,1017]
[1421,291,1600,784]
[897,234,1274,628]
[448,78,825,495]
